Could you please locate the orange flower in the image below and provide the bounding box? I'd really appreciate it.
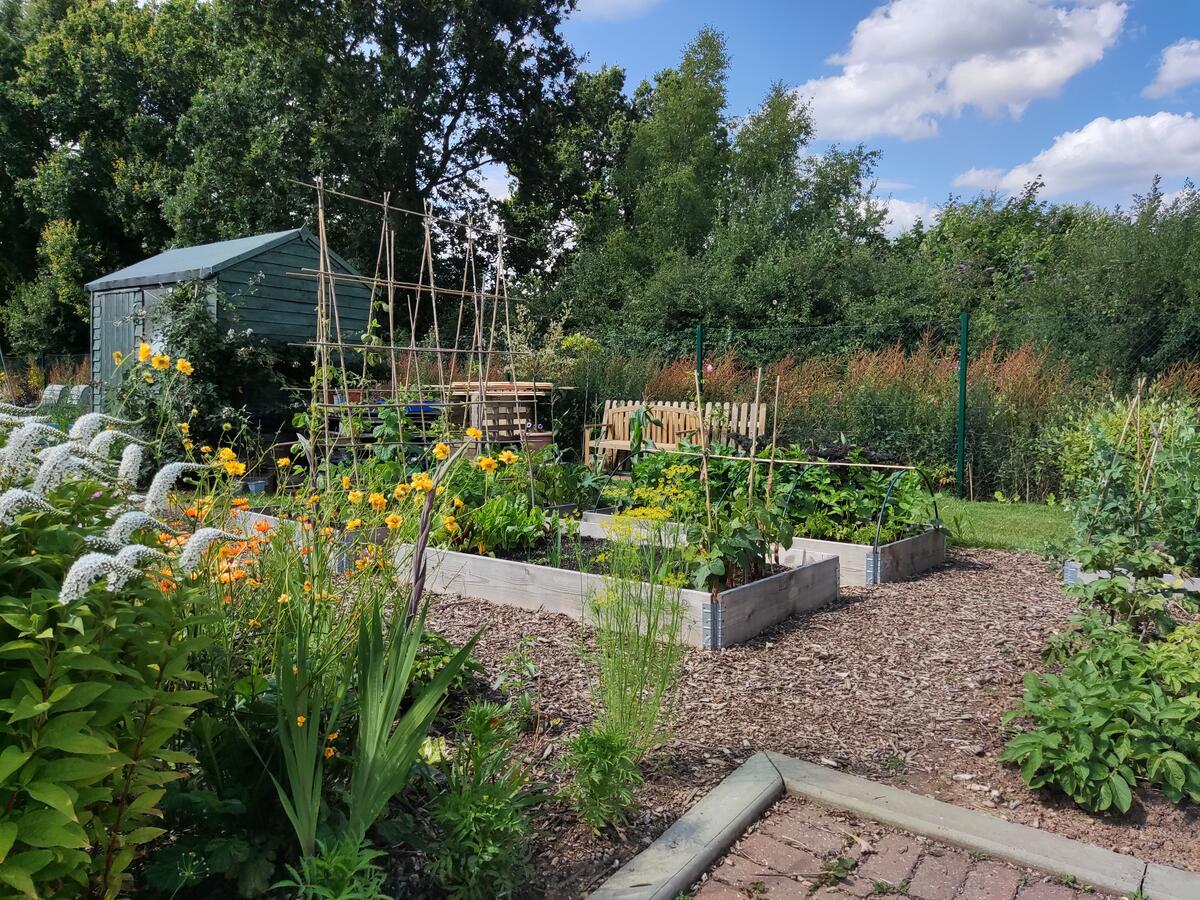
[254,521,271,534]
[385,513,403,530]
[433,442,450,461]
[369,492,387,511]
[324,746,335,759]
[296,716,306,727]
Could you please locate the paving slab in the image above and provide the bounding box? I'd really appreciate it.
[1143,861,1200,900]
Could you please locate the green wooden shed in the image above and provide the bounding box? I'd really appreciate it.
[86,227,371,408]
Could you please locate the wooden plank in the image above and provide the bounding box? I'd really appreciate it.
[878,529,947,582]
[716,555,839,647]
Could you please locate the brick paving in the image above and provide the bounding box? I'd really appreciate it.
[691,796,1119,900]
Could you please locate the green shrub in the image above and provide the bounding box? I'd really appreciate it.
[275,837,386,900]
[0,490,211,898]
[428,701,543,899]
[1001,618,1200,813]
[560,726,643,832]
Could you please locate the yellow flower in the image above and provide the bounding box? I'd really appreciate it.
[182,439,193,452]
[453,497,465,510]
[178,423,190,435]
[324,746,335,759]
[442,515,460,535]
[304,580,314,593]
[347,490,364,504]
[276,457,291,468]
[175,358,194,376]
[345,518,362,531]
[369,492,387,511]
[151,354,171,371]
[498,450,519,465]
[466,427,482,440]
[327,731,339,741]
[307,494,321,506]
[477,456,497,473]
[222,421,232,431]
[433,442,450,461]
[217,447,237,462]
[200,445,213,454]
[393,483,411,500]
[112,350,124,366]
[410,472,433,492]
[385,513,403,530]
[435,485,445,496]
[223,460,246,477]
[296,716,306,727]
[341,475,352,489]
[278,593,290,604]
[143,373,155,385]
[137,342,152,363]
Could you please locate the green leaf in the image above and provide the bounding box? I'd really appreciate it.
[0,823,17,863]
[39,732,114,756]
[0,747,31,784]
[24,783,77,821]
[14,809,89,849]
[1108,773,1132,814]
[123,826,166,846]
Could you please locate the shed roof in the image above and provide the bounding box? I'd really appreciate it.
[86,227,352,292]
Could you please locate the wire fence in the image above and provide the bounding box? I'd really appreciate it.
[557,310,1200,502]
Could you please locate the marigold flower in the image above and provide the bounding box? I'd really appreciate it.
[143,373,155,385]
[347,490,364,504]
[341,475,352,489]
[223,460,246,477]
[217,447,237,462]
[175,358,194,376]
[276,457,291,468]
[345,518,362,531]
[442,515,460,535]
[307,494,321,506]
[182,439,193,452]
[138,342,152,363]
[385,513,403,530]
[453,497,465,510]
[304,580,314,592]
[466,427,482,439]
[393,483,410,500]
[410,472,433,492]
[200,445,212,454]
[369,492,387,511]
[150,354,171,371]
[498,450,519,465]
[433,442,450,461]
[278,593,290,604]
[476,456,497,473]
[178,423,190,435]
[112,350,124,366]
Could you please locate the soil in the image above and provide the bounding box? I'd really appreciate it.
[423,548,1200,899]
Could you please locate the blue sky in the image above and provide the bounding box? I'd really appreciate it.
[563,0,1200,233]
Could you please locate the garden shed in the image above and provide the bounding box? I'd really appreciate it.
[85,226,372,407]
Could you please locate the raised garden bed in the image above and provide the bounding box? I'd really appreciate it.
[391,542,838,650]
[233,508,840,649]
[579,511,945,586]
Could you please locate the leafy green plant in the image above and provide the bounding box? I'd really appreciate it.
[274,837,386,900]
[560,726,643,832]
[0,493,212,899]
[458,494,547,556]
[428,701,543,899]
[346,599,481,847]
[1001,618,1200,813]
[1069,536,1196,636]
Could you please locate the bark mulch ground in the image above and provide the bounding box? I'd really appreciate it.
[425,549,1200,899]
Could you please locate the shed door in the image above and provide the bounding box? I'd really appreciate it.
[96,289,142,405]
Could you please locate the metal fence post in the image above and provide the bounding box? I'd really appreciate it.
[695,323,704,396]
[956,311,969,499]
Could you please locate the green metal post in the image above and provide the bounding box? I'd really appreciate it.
[695,323,704,397]
[956,311,969,499]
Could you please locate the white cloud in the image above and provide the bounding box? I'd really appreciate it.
[797,0,1127,140]
[574,0,662,22]
[874,179,914,191]
[953,112,1200,196]
[1144,38,1200,98]
[880,197,940,236]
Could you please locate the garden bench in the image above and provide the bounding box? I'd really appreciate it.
[584,399,767,468]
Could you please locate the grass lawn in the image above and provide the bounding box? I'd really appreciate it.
[930,495,1071,553]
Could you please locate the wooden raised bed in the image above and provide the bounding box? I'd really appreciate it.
[233,508,839,648]
[391,543,838,650]
[579,511,945,587]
